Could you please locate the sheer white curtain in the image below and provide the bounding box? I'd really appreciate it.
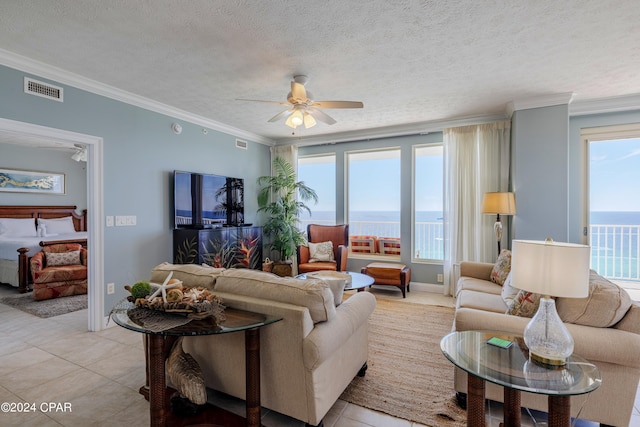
[271,144,298,173]
[443,121,511,295]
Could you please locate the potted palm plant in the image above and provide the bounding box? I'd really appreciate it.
[257,157,318,276]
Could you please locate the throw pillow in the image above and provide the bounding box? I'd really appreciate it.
[507,290,542,317]
[490,249,512,285]
[46,250,81,266]
[556,270,632,327]
[500,272,520,306]
[308,241,335,262]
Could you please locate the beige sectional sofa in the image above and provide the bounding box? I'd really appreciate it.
[454,261,640,427]
[149,263,376,427]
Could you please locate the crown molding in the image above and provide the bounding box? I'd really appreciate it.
[569,93,640,116]
[506,92,576,117]
[278,113,508,147]
[0,48,274,146]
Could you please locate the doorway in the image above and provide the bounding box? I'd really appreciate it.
[583,124,640,301]
[0,118,104,330]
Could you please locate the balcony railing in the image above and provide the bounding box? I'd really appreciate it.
[590,224,640,281]
[299,220,640,279]
[299,219,444,260]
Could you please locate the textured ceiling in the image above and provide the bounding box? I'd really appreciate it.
[1,0,640,145]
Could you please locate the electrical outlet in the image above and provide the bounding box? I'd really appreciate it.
[437,274,444,283]
[107,282,115,294]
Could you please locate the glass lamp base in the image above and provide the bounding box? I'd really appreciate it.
[524,297,573,367]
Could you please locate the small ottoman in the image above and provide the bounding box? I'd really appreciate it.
[361,262,411,298]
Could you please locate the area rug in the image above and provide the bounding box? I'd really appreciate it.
[340,298,466,427]
[0,293,87,318]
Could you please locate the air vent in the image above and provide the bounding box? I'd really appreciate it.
[24,77,63,102]
[235,139,248,150]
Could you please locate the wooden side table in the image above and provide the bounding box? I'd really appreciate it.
[111,300,281,427]
[440,330,601,427]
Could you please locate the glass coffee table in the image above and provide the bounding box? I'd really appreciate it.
[440,330,601,427]
[296,271,374,291]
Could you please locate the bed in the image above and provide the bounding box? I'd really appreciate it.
[0,205,88,293]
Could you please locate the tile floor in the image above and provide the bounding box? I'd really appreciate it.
[0,285,638,427]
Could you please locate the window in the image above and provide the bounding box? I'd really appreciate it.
[583,123,640,301]
[347,148,401,256]
[297,154,336,229]
[414,144,444,261]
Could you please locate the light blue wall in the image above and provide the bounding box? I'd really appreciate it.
[0,64,271,311]
[512,104,570,241]
[0,144,87,210]
[299,132,445,286]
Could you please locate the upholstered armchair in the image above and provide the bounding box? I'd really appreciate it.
[30,243,88,300]
[297,224,349,273]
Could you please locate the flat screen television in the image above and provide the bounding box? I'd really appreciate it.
[174,170,244,228]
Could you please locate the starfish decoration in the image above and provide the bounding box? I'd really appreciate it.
[148,272,181,303]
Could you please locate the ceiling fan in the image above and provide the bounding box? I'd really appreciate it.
[237,75,363,129]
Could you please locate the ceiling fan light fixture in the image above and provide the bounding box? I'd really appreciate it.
[303,112,316,128]
[286,109,304,128]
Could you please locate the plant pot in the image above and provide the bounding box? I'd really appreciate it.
[271,260,293,277]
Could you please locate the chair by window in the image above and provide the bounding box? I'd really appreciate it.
[30,243,88,300]
[349,235,378,254]
[378,237,401,256]
[297,224,349,273]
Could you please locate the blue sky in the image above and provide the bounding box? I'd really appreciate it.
[298,147,443,213]
[590,137,640,211]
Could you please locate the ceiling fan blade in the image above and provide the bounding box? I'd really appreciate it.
[236,98,291,107]
[290,81,308,103]
[268,109,293,123]
[308,108,337,125]
[311,100,364,109]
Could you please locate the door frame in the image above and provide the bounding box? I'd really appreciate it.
[0,118,104,331]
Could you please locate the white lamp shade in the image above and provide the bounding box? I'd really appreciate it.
[511,239,590,298]
[481,192,516,215]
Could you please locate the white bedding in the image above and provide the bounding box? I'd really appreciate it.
[0,232,88,287]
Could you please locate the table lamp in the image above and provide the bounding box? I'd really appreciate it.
[511,239,590,367]
[481,192,516,255]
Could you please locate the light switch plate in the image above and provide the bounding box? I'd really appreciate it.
[106,216,114,227]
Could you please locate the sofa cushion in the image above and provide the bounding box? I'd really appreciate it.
[456,289,507,313]
[614,302,640,334]
[457,276,502,296]
[215,269,336,323]
[150,262,224,290]
[507,290,541,317]
[490,249,511,285]
[557,270,632,327]
[303,271,349,306]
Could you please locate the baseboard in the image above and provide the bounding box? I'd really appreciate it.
[408,281,446,294]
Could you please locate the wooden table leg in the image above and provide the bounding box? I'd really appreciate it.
[245,328,261,427]
[148,335,167,427]
[503,388,521,427]
[548,395,571,427]
[467,374,486,427]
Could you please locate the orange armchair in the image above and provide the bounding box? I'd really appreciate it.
[30,243,88,300]
[297,224,349,273]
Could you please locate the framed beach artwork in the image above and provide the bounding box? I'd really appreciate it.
[0,168,65,194]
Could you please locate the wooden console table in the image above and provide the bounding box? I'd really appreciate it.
[111,300,281,427]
